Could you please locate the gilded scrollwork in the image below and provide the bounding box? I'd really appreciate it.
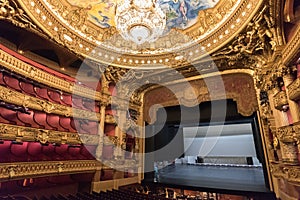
[287,78,300,101]
[213,5,276,69]
[277,126,295,143]
[273,91,288,111]
[0,0,37,29]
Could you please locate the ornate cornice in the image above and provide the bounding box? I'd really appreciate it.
[273,91,288,110]
[0,160,98,181]
[277,126,295,143]
[282,24,300,65]
[0,123,99,145]
[0,85,100,121]
[212,5,276,70]
[0,48,101,101]
[271,163,300,185]
[287,77,300,101]
[0,0,39,31]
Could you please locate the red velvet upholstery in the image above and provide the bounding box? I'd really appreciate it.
[3,74,22,91]
[61,93,72,106]
[0,72,5,85]
[19,81,36,97]
[0,107,26,126]
[27,142,42,161]
[33,111,54,130]
[59,116,77,132]
[34,87,51,101]
[0,141,11,162]
[55,144,68,159]
[47,114,68,131]
[11,142,28,162]
[48,90,62,104]
[17,111,41,128]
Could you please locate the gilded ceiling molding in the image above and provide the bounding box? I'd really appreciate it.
[212,5,276,70]
[0,0,38,30]
[144,73,258,123]
[0,160,98,181]
[0,48,102,101]
[16,0,263,69]
[0,85,100,121]
[0,123,98,145]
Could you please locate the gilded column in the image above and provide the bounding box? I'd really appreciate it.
[95,103,107,159]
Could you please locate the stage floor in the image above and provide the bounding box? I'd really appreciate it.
[156,164,271,195]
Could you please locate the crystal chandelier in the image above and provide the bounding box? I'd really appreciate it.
[115,0,166,45]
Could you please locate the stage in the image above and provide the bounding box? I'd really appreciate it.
[149,163,276,198]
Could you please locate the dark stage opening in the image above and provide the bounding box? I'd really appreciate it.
[144,100,275,199]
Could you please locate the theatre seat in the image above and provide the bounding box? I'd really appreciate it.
[47,114,68,131]
[60,93,72,106]
[3,74,22,92]
[33,111,54,130]
[59,116,77,132]
[20,81,37,97]
[11,142,28,162]
[0,107,26,126]
[27,142,42,161]
[17,111,41,128]
[48,90,62,104]
[34,87,51,101]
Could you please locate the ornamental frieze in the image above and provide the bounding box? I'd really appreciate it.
[0,85,100,121]
[0,160,97,181]
[0,123,97,145]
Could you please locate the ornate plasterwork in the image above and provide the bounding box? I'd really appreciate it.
[0,123,100,145]
[14,0,263,68]
[212,5,276,70]
[0,0,38,29]
[0,85,100,121]
[0,160,98,180]
[273,91,288,111]
[271,163,300,185]
[143,72,258,122]
[288,77,300,101]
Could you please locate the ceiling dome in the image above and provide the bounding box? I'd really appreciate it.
[18,0,263,68]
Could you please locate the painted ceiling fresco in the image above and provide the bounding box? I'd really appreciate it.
[66,0,220,31]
